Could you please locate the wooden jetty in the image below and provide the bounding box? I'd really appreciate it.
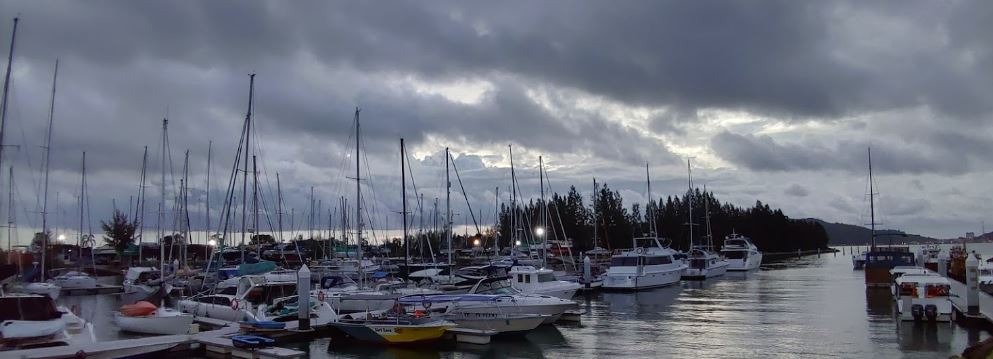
[6,325,305,359]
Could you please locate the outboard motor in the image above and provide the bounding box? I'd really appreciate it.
[911,304,924,321]
[924,304,938,321]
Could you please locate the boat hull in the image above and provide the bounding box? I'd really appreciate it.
[682,263,729,280]
[113,309,194,335]
[726,253,763,271]
[445,313,545,335]
[603,268,682,291]
[329,322,452,344]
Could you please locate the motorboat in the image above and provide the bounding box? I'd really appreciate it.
[894,275,951,322]
[852,251,867,270]
[14,282,61,300]
[603,237,686,290]
[114,302,194,335]
[329,314,455,345]
[254,294,340,329]
[49,271,97,289]
[399,295,547,335]
[406,277,579,324]
[508,266,579,299]
[178,275,298,323]
[721,232,763,271]
[121,267,165,305]
[888,266,939,297]
[682,248,729,280]
[0,293,95,351]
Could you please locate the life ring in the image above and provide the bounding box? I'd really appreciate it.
[318,291,326,302]
[230,299,240,311]
[635,248,644,254]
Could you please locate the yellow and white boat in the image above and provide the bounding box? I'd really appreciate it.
[330,314,455,344]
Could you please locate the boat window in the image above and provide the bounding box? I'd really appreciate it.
[644,256,672,265]
[525,275,531,283]
[898,283,918,297]
[689,259,707,269]
[981,269,993,276]
[925,284,950,298]
[0,297,61,321]
[727,240,746,247]
[538,273,556,282]
[475,280,515,295]
[213,297,232,306]
[611,257,639,267]
[724,251,747,260]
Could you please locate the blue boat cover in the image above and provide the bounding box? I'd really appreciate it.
[238,261,276,276]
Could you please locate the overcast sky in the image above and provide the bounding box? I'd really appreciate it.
[0,0,990,245]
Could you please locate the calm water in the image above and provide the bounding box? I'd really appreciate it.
[61,245,993,358]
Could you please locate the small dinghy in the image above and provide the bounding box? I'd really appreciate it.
[231,335,275,349]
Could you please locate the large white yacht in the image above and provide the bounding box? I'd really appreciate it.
[603,237,686,290]
[508,265,579,299]
[721,232,763,271]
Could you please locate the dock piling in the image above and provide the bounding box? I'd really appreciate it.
[967,253,980,316]
[298,264,311,330]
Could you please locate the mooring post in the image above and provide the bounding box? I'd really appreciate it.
[298,264,311,330]
[583,255,591,288]
[966,253,979,316]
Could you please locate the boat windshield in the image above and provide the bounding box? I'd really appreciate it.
[0,297,62,321]
[724,251,747,259]
[611,257,639,267]
[689,259,707,269]
[925,284,950,298]
[726,239,747,247]
[475,280,517,295]
[537,273,556,283]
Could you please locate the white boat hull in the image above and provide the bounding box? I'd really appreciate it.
[682,262,730,280]
[603,268,683,290]
[52,275,97,289]
[113,308,194,335]
[445,313,546,334]
[727,253,763,271]
[895,298,952,322]
[0,319,64,339]
[20,283,61,300]
[444,300,576,324]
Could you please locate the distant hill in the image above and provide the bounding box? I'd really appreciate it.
[804,219,938,245]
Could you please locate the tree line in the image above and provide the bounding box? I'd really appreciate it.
[497,184,829,253]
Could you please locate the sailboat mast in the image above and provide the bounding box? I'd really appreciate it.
[354,108,364,287]
[277,173,282,243]
[0,18,19,183]
[78,152,85,264]
[6,166,12,263]
[252,155,258,255]
[646,163,653,236]
[401,138,408,272]
[137,147,147,249]
[539,155,546,268]
[868,147,875,250]
[240,74,254,263]
[509,145,517,249]
[205,141,211,243]
[593,178,598,248]
[687,158,694,249]
[159,119,167,277]
[445,148,452,281]
[40,59,58,282]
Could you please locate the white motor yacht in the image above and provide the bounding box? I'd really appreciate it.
[402,278,577,324]
[603,237,686,290]
[721,232,763,271]
[682,248,730,280]
[508,266,579,299]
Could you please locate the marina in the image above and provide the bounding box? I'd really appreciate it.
[0,1,991,358]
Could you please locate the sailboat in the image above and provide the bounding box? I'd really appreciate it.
[17,60,62,299]
[861,148,915,288]
[50,152,97,290]
[681,161,729,280]
[603,164,686,290]
[114,118,193,334]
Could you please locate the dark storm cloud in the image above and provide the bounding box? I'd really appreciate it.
[710,130,980,175]
[0,0,991,238]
